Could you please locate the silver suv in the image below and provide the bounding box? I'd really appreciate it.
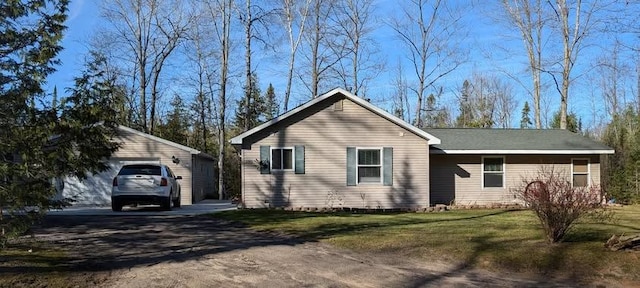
[111,163,182,211]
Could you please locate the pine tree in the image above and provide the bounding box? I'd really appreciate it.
[602,107,640,204]
[234,73,265,130]
[263,83,279,120]
[424,93,450,128]
[550,110,580,133]
[520,101,532,129]
[455,80,475,128]
[156,94,190,146]
[0,0,119,247]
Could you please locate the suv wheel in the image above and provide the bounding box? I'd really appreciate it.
[112,199,123,212]
[173,191,181,208]
[162,192,172,211]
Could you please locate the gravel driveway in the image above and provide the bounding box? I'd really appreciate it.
[28,215,615,288]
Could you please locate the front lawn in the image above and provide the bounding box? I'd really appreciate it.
[214,206,640,282]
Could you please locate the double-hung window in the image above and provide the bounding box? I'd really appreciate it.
[357,148,382,184]
[572,159,589,187]
[482,156,504,188]
[271,147,294,171]
[260,145,304,174]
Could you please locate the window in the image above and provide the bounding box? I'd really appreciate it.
[482,157,504,188]
[572,159,589,187]
[118,164,162,176]
[271,147,294,171]
[357,148,382,184]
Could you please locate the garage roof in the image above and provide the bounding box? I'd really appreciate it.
[118,126,215,159]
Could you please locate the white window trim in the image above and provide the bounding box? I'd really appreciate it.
[571,158,590,187]
[270,147,295,172]
[356,147,383,185]
[481,156,506,189]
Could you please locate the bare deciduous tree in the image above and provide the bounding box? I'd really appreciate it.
[333,0,382,97]
[302,0,347,98]
[500,0,547,129]
[280,0,311,111]
[549,0,599,129]
[241,0,276,131]
[184,9,218,153]
[493,77,517,128]
[391,60,410,122]
[594,41,631,119]
[100,0,193,134]
[390,0,465,128]
[207,0,234,200]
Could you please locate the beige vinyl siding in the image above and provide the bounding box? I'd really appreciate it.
[191,155,216,201]
[430,154,602,205]
[242,97,430,209]
[113,129,194,205]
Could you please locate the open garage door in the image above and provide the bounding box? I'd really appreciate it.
[62,158,160,206]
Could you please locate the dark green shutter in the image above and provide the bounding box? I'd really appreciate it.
[260,145,270,174]
[347,147,356,186]
[383,147,393,186]
[295,145,305,174]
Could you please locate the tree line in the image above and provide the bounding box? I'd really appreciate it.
[3,0,640,240]
[79,0,640,200]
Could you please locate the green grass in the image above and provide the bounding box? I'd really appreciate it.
[0,241,88,288]
[214,206,640,281]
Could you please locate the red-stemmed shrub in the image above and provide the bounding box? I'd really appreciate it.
[514,167,604,243]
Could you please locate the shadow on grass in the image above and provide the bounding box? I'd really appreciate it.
[3,208,631,286]
[214,209,521,241]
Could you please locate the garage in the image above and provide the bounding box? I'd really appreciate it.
[60,125,216,206]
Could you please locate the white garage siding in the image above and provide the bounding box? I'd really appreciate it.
[61,126,216,206]
[62,158,160,205]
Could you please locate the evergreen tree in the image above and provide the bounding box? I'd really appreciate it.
[550,110,580,133]
[602,107,640,204]
[234,73,265,130]
[263,83,279,120]
[0,0,119,247]
[423,93,451,128]
[455,80,475,127]
[85,51,130,126]
[156,94,190,146]
[520,101,532,129]
[190,92,213,154]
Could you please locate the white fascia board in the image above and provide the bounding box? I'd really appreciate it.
[431,149,615,155]
[229,87,441,145]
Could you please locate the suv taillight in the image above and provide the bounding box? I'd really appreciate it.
[112,177,118,186]
[160,177,168,186]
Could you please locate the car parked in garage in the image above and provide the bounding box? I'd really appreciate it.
[111,163,182,211]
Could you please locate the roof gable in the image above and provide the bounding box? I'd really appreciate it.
[117,125,214,158]
[230,88,441,145]
[425,128,614,154]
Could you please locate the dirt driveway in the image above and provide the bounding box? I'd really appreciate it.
[26,215,610,287]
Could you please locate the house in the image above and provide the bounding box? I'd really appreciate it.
[230,88,614,209]
[426,128,614,205]
[60,125,216,206]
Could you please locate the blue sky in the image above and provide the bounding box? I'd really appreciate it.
[46,0,637,131]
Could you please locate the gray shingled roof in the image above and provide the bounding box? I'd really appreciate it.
[424,129,614,154]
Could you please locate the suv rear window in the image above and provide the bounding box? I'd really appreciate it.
[118,165,162,176]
